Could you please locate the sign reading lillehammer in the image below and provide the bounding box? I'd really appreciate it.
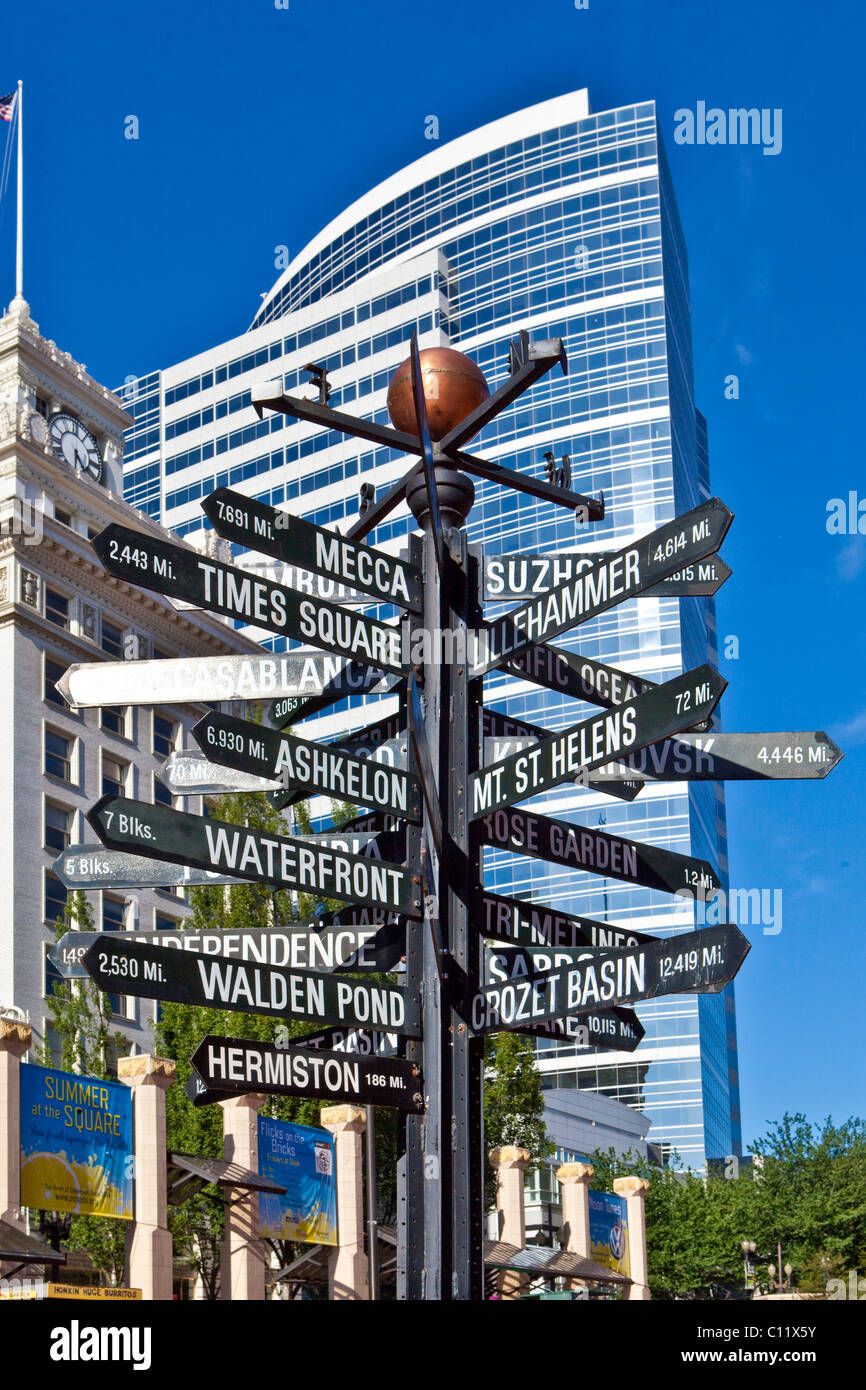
[68,330,841,1303]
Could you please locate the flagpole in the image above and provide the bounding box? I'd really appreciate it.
[15,79,22,300]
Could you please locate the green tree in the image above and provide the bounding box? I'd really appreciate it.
[483,1032,552,1206]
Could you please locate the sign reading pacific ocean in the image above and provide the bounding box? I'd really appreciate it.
[19,1064,133,1219]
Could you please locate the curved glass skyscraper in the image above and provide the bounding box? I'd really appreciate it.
[120,89,741,1166]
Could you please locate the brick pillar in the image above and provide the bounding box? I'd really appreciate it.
[117,1054,175,1301]
[0,1020,30,1230]
[220,1093,266,1301]
[613,1175,651,1300]
[320,1104,368,1300]
[489,1145,531,1300]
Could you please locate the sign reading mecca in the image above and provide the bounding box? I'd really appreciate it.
[19,1064,134,1220]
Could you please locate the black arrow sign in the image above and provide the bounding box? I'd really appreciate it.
[469,497,733,676]
[590,731,845,782]
[484,551,731,601]
[510,1006,645,1052]
[192,710,421,822]
[92,524,407,675]
[203,487,422,613]
[87,795,422,918]
[191,1034,424,1112]
[479,889,659,950]
[469,924,750,1033]
[471,665,725,818]
[480,804,721,896]
[81,936,422,1035]
[266,667,401,729]
[293,1025,399,1057]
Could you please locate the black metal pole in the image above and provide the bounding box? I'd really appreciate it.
[365,1104,379,1300]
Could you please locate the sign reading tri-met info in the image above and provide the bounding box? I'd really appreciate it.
[19,1064,133,1220]
[589,1190,630,1278]
[257,1117,337,1247]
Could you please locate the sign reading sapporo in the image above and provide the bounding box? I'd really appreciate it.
[469,497,733,676]
[81,937,421,1035]
[203,487,422,612]
[471,665,725,817]
[193,709,419,820]
[87,795,422,917]
[480,804,721,895]
[191,1035,424,1112]
[92,524,407,674]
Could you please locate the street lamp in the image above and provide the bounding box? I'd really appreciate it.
[740,1239,757,1291]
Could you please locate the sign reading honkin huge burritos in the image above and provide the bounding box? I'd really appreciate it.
[480,804,720,896]
[471,665,725,817]
[87,795,422,917]
[192,709,420,821]
[91,524,407,675]
[81,937,421,1035]
[469,498,733,677]
[202,487,423,613]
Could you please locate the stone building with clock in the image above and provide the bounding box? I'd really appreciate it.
[0,292,261,1057]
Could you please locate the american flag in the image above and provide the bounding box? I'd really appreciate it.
[0,92,16,122]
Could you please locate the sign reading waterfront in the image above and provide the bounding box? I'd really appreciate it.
[20,1064,133,1220]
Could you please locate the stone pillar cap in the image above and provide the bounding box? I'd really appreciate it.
[320,1104,366,1132]
[556,1161,595,1184]
[613,1175,650,1198]
[117,1054,176,1083]
[0,1018,32,1055]
[489,1145,531,1169]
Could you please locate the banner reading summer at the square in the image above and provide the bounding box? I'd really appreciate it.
[258,1116,337,1246]
[19,1063,133,1219]
[589,1190,630,1277]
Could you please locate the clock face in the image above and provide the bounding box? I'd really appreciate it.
[47,412,103,483]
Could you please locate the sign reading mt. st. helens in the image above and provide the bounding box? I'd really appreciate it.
[202,487,422,613]
[58,651,396,713]
[91,524,406,675]
[81,936,420,1035]
[480,804,720,896]
[468,498,733,676]
[469,924,750,1033]
[193,710,419,821]
[87,795,422,918]
[191,1035,424,1113]
[484,551,731,601]
[471,665,725,818]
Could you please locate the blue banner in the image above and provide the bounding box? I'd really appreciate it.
[20,1064,133,1220]
[588,1190,630,1276]
[258,1117,337,1246]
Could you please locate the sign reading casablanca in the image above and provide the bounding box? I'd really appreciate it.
[19,1064,133,1220]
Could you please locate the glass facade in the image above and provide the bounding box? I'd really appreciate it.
[119,91,740,1166]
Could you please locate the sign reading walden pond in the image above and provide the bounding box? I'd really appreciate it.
[19,1064,133,1220]
[257,1117,337,1247]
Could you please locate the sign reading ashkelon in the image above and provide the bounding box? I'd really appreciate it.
[191,1034,424,1113]
[470,498,733,676]
[87,795,422,917]
[92,524,406,674]
[81,937,421,1035]
[471,665,725,817]
[203,487,422,613]
[193,710,420,821]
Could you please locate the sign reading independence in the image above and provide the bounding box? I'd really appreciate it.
[202,487,423,613]
[57,652,395,712]
[81,937,421,1035]
[470,925,750,1032]
[480,805,721,895]
[48,919,405,980]
[191,1035,424,1113]
[87,795,422,918]
[484,551,731,601]
[92,525,406,675]
[480,890,659,951]
[511,1006,645,1052]
[589,731,845,783]
[193,710,420,821]
[471,665,725,817]
[469,498,733,676]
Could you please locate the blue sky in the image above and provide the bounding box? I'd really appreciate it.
[5,0,864,1150]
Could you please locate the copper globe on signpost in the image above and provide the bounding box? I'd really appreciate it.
[387,346,489,441]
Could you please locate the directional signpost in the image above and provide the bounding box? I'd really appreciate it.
[71,327,841,1302]
[190,1034,424,1112]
